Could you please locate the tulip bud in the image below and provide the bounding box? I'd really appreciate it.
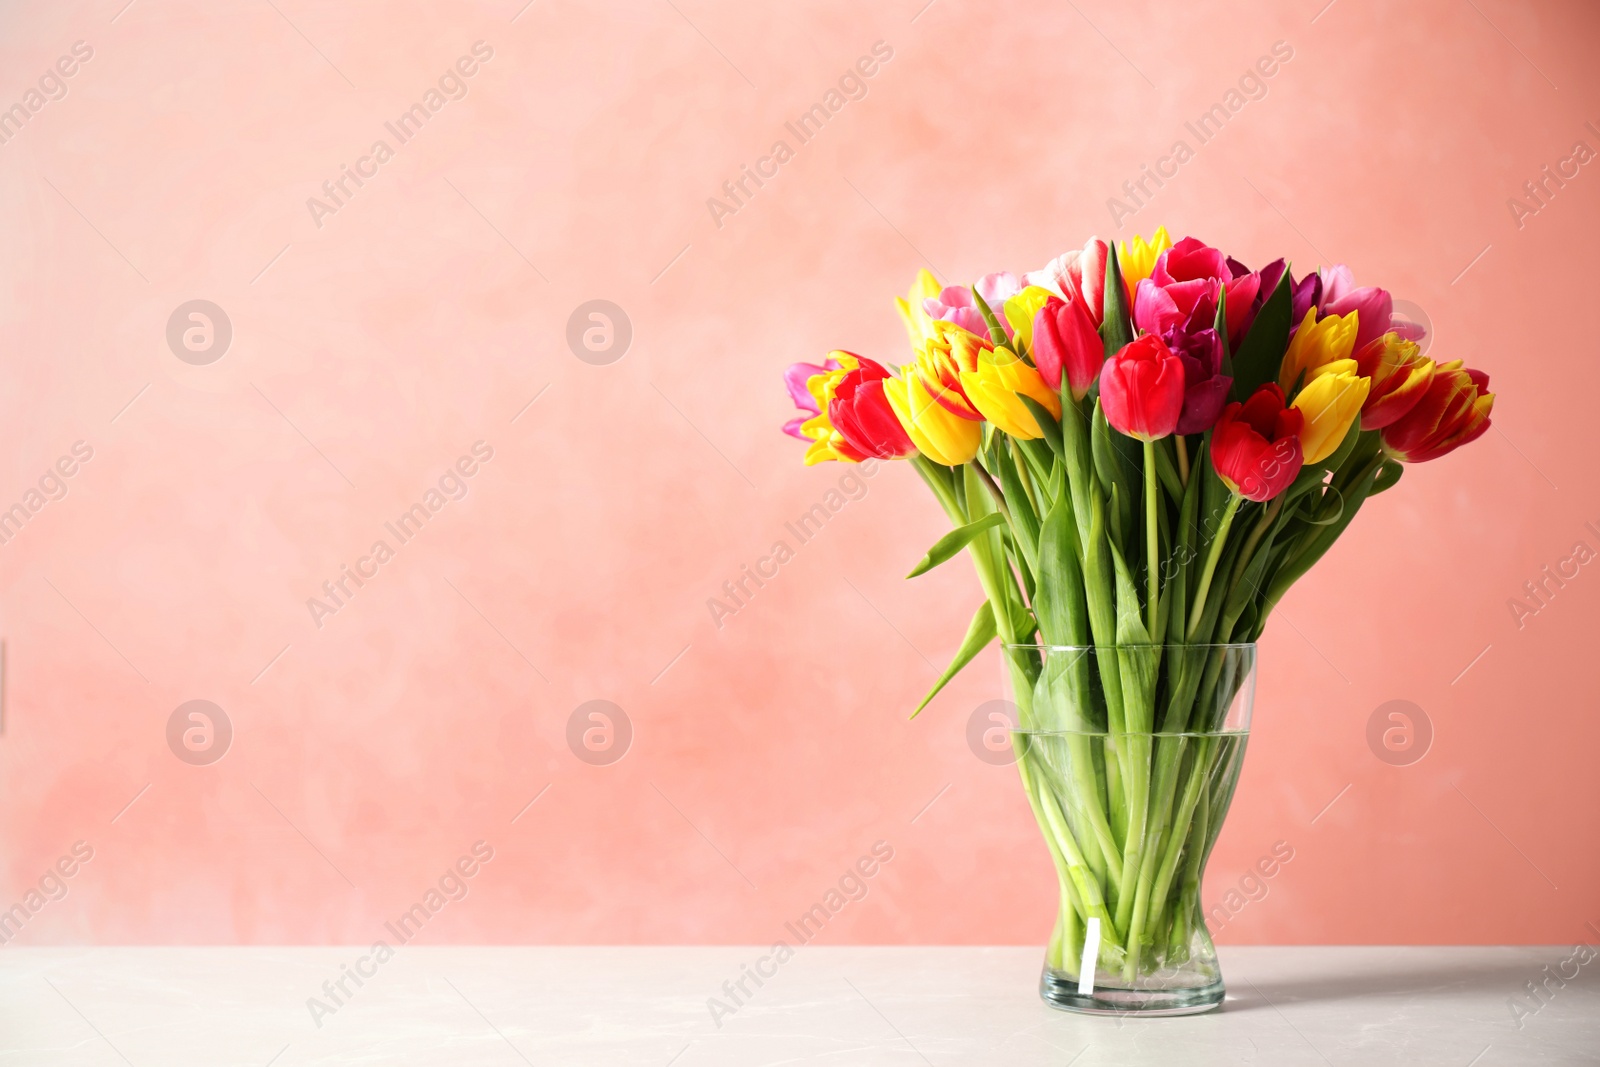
[957,347,1062,440]
[1099,334,1186,442]
[1280,307,1359,394]
[1355,332,1434,430]
[1211,384,1305,501]
[1031,296,1104,400]
[1291,361,1370,464]
[792,354,871,465]
[829,357,917,460]
[1381,361,1494,463]
[883,371,982,467]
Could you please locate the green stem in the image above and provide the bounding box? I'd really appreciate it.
[1037,776,1124,948]
[1186,495,1242,641]
[1225,495,1283,601]
[1143,439,1159,637]
[1175,434,1190,486]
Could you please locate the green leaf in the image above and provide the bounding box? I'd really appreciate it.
[1165,452,1203,644]
[1015,437,1058,512]
[905,513,1007,578]
[1258,459,1384,620]
[1092,399,1138,551]
[994,448,1041,573]
[1153,439,1183,500]
[970,288,1009,347]
[1214,284,1232,378]
[1018,395,1065,460]
[1100,243,1134,359]
[1229,265,1293,402]
[1108,540,1152,648]
[911,600,997,718]
[1370,459,1404,495]
[1033,498,1088,647]
[1107,540,1158,733]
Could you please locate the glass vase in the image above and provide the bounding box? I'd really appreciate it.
[1002,643,1256,1016]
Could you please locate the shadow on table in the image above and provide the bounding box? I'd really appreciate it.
[1217,948,1540,1014]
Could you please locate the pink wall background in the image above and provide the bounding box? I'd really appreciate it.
[0,0,1595,947]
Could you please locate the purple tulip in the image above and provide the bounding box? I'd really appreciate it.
[1170,327,1233,434]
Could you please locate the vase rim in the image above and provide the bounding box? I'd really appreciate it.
[1012,728,1250,738]
[1002,642,1257,651]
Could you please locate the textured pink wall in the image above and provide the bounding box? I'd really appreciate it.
[0,0,1594,948]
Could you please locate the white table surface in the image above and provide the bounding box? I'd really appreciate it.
[1,946,1593,1065]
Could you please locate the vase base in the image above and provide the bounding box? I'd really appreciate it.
[1039,970,1224,1016]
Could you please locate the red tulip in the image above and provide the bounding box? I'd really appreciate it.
[1030,296,1104,400]
[1099,334,1186,441]
[1380,361,1494,463]
[1210,383,1304,501]
[829,356,917,460]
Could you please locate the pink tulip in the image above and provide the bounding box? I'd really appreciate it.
[1031,295,1105,399]
[923,272,1022,339]
[1318,265,1426,351]
[1025,238,1109,325]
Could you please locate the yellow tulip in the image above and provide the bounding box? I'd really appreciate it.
[894,269,943,354]
[958,347,1062,440]
[1280,307,1359,393]
[1291,360,1370,463]
[883,371,981,466]
[1119,227,1171,295]
[908,319,984,420]
[1003,285,1056,351]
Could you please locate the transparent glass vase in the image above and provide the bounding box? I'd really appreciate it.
[1003,643,1256,1016]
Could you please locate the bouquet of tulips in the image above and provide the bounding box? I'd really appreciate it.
[782,228,1495,1003]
